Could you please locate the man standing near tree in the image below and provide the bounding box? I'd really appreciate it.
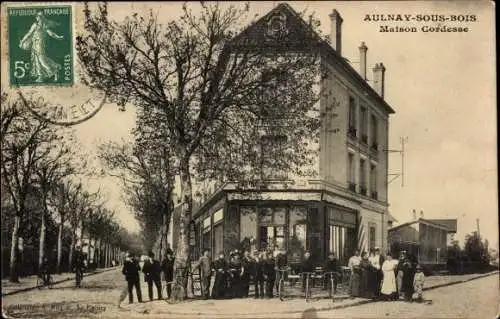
[161,248,175,299]
[193,249,212,299]
[142,251,162,301]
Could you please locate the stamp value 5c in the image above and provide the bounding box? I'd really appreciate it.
[8,6,73,86]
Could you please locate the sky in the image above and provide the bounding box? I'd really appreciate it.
[2,1,496,249]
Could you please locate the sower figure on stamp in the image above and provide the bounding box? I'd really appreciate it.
[193,249,212,299]
[161,249,175,299]
[122,252,142,304]
[19,11,63,83]
[143,251,162,301]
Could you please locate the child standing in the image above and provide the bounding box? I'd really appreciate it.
[413,264,425,302]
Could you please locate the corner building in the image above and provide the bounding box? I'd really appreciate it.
[188,3,395,266]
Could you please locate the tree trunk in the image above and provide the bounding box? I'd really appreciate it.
[56,217,64,273]
[9,215,21,282]
[172,162,193,300]
[38,212,47,270]
[68,232,75,272]
[104,243,109,268]
[96,239,101,268]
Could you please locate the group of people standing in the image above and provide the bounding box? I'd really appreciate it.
[195,249,342,300]
[203,249,283,300]
[348,248,425,302]
[121,249,175,304]
[122,247,425,304]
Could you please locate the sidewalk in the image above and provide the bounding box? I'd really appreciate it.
[119,270,499,317]
[1,266,119,296]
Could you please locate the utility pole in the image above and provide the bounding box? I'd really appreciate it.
[386,136,408,187]
[476,218,480,237]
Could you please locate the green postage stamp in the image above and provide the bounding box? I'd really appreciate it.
[8,6,73,86]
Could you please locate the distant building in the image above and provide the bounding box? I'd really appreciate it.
[388,218,458,265]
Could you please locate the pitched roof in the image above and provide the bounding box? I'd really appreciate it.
[229,2,395,115]
[388,218,455,232]
[427,219,457,233]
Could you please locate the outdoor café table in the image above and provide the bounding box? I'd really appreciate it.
[300,272,315,302]
[323,272,337,300]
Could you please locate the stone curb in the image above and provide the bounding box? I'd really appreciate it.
[1,267,119,297]
[118,270,499,317]
[421,270,499,292]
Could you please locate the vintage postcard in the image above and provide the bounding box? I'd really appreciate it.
[1,1,497,319]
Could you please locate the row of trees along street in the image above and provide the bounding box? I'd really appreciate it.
[78,2,331,300]
[1,93,142,282]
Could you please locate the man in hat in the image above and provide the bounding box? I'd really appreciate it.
[122,252,143,304]
[240,250,253,298]
[323,252,340,294]
[212,252,228,299]
[300,251,315,293]
[161,249,175,299]
[142,251,162,301]
[193,249,212,299]
[72,245,85,288]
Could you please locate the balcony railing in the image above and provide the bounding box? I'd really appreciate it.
[371,191,378,199]
[348,182,356,192]
[348,126,357,138]
[359,186,367,196]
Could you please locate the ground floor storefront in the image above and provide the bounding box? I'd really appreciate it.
[190,190,388,266]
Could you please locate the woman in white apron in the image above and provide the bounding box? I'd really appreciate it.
[380,254,397,300]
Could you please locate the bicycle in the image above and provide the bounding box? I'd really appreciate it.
[36,273,54,289]
[277,267,291,301]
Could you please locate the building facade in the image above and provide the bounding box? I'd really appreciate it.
[388,218,458,265]
[184,3,396,266]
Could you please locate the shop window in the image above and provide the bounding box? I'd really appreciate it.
[213,209,223,224]
[240,206,257,252]
[214,223,224,256]
[259,225,285,251]
[258,207,287,251]
[289,207,307,263]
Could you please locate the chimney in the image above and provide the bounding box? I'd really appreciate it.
[358,42,368,80]
[372,63,386,98]
[329,9,343,55]
[412,209,417,220]
[420,210,424,218]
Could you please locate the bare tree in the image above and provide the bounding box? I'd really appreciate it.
[34,130,84,270]
[1,96,61,282]
[78,2,323,298]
